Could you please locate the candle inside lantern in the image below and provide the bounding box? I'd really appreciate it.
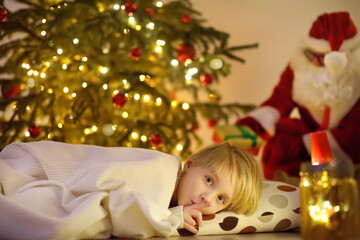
[310,131,334,165]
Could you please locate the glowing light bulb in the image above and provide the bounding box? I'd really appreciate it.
[131,132,138,139]
[82,82,87,88]
[156,39,165,46]
[128,16,135,24]
[122,112,128,118]
[154,45,162,53]
[141,135,147,142]
[102,84,108,90]
[139,75,146,81]
[40,73,46,78]
[171,59,179,66]
[156,1,163,7]
[146,22,155,30]
[62,64,67,69]
[134,94,140,100]
[156,97,162,106]
[73,38,79,44]
[63,87,69,93]
[113,4,120,10]
[171,101,177,107]
[41,31,46,36]
[185,74,192,81]
[187,67,198,75]
[99,66,108,74]
[143,94,150,102]
[176,144,183,151]
[182,102,190,110]
[92,125,97,132]
[57,48,63,55]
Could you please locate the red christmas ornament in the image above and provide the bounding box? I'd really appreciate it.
[129,46,141,61]
[208,119,218,128]
[177,44,195,62]
[200,73,213,86]
[181,13,191,23]
[150,133,163,147]
[29,125,41,137]
[0,7,7,22]
[124,1,137,15]
[145,8,154,17]
[1,84,20,99]
[169,92,176,99]
[112,92,127,108]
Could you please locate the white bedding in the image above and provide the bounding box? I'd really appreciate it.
[0,141,182,239]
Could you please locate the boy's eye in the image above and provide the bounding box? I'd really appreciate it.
[217,195,224,203]
[205,176,213,185]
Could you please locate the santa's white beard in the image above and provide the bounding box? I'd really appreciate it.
[291,46,360,111]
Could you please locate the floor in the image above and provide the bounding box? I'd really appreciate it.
[115,230,301,240]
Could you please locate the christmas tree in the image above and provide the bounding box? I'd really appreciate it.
[0,0,256,157]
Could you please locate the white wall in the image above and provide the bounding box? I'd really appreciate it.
[192,0,360,146]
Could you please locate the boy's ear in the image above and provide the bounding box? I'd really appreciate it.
[183,159,193,172]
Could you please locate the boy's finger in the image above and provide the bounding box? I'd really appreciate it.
[183,222,199,234]
[191,202,210,210]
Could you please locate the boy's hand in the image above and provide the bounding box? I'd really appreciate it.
[183,202,210,234]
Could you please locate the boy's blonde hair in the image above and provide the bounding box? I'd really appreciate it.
[188,142,263,215]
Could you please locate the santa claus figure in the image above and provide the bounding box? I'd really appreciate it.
[236,12,360,179]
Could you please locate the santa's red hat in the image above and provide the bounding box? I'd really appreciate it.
[305,12,359,53]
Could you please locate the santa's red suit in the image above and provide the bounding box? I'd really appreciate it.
[237,12,360,179]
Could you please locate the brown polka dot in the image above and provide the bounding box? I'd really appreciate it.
[273,219,292,231]
[257,211,274,223]
[277,185,297,192]
[177,228,196,236]
[269,194,288,208]
[293,207,301,214]
[203,214,216,221]
[239,226,257,233]
[219,216,239,231]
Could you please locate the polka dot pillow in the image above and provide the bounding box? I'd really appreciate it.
[175,180,300,236]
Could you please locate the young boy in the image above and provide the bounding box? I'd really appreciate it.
[171,142,263,234]
[0,141,262,239]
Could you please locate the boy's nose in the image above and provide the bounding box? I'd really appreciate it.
[200,191,214,204]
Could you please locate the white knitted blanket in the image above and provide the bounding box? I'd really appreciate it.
[0,141,182,239]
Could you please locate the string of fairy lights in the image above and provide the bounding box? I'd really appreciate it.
[1,0,229,154]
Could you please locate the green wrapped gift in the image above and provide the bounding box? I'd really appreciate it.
[213,125,263,149]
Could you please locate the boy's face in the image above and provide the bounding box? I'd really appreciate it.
[177,160,235,215]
